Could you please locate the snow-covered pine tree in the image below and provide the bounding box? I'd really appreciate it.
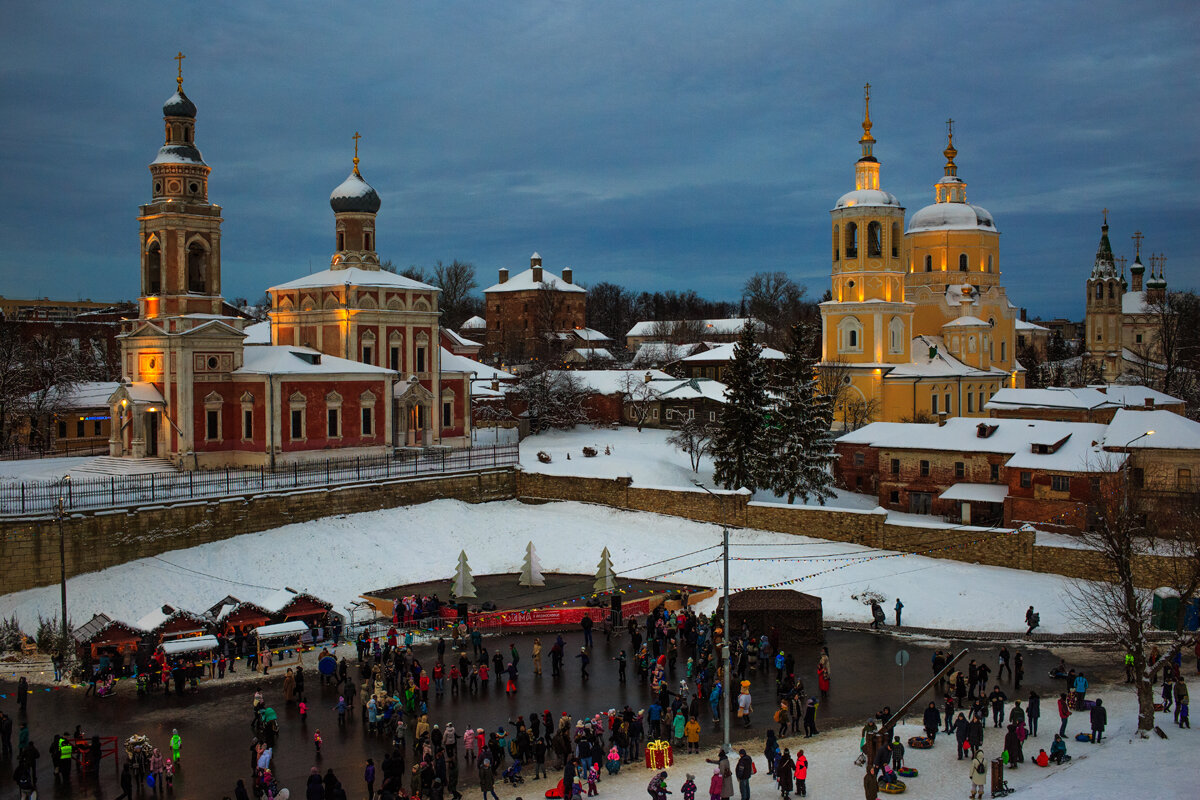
[451,550,477,599]
[594,547,616,593]
[770,323,836,504]
[518,541,545,587]
[711,321,770,491]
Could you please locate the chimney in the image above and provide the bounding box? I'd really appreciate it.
[1020,308,1027,322]
[532,265,543,283]
[1145,397,1154,408]
[938,412,948,427]
[491,377,499,391]
[562,266,573,285]
[530,252,542,267]
[498,267,508,284]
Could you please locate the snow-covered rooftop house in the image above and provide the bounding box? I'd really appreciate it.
[625,318,763,350]
[562,347,616,365]
[985,385,1184,423]
[835,417,1123,530]
[630,342,706,369]
[669,341,787,382]
[481,253,587,365]
[623,377,729,430]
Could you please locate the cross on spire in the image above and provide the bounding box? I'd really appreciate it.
[859,82,875,148]
[352,131,361,174]
[1131,230,1144,257]
[175,52,185,89]
[946,118,954,139]
[1102,207,1108,226]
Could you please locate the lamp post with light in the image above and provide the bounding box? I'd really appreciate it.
[693,480,732,754]
[1122,430,1154,511]
[56,475,71,652]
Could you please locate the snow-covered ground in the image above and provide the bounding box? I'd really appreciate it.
[531,683,1191,800]
[519,427,878,510]
[2,499,1094,635]
[0,455,94,483]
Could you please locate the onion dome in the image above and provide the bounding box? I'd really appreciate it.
[908,202,996,233]
[163,88,196,119]
[835,188,901,209]
[329,132,381,213]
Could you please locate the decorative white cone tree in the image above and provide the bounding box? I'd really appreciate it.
[594,547,616,594]
[518,541,545,587]
[451,550,477,600]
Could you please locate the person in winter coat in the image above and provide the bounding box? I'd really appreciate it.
[863,770,879,800]
[1176,679,1190,728]
[1049,734,1070,764]
[734,749,753,800]
[1057,693,1070,737]
[803,698,818,738]
[1003,723,1023,768]
[708,767,724,800]
[922,701,940,742]
[685,716,702,753]
[967,715,984,754]
[1027,691,1040,737]
[764,729,779,775]
[479,758,499,800]
[307,767,326,800]
[364,758,376,800]
[953,712,970,760]
[969,749,987,799]
[1089,698,1106,743]
[793,749,808,798]
[775,749,794,799]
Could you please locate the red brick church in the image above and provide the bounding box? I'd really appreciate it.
[108,68,471,468]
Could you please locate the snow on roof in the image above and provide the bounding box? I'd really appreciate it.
[254,620,310,639]
[840,417,1117,473]
[483,266,585,294]
[1122,291,1150,314]
[907,201,997,234]
[161,635,219,655]
[679,342,786,362]
[564,369,672,395]
[443,328,481,348]
[1099,385,1182,407]
[237,346,396,376]
[943,284,979,307]
[568,347,615,361]
[460,315,486,330]
[654,378,729,404]
[136,606,209,633]
[109,382,166,405]
[938,483,1009,504]
[1014,319,1049,331]
[1104,408,1200,450]
[28,381,121,410]
[151,145,205,165]
[269,267,436,292]
[438,347,513,382]
[942,315,990,328]
[986,385,1182,412]
[242,320,271,344]
[571,328,613,342]
[885,336,1007,378]
[625,318,760,338]
[834,188,901,209]
[630,342,704,367]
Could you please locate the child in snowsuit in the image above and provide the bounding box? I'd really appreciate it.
[682,774,697,800]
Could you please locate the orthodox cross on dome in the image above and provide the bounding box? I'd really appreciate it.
[1117,255,1127,277]
[943,117,958,176]
[175,51,185,88]
[860,82,874,144]
[1102,207,1108,226]
[1131,230,1144,258]
[352,131,362,175]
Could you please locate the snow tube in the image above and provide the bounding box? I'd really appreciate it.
[878,780,906,794]
[545,779,565,799]
[1074,733,1092,743]
[318,655,337,675]
[897,767,918,778]
[906,736,932,749]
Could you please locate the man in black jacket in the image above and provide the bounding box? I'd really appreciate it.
[922,701,940,742]
[1090,698,1107,743]
[735,749,754,800]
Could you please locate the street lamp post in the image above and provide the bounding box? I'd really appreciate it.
[694,480,732,754]
[57,475,71,653]
[1122,430,1154,511]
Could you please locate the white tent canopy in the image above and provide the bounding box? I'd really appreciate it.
[160,635,218,656]
[254,621,310,640]
[938,483,1009,504]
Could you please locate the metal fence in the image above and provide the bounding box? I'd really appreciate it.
[0,444,519,516]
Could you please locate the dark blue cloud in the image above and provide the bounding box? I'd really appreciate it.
[0,1,1195,320]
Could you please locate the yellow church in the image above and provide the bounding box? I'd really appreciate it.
[820,86,1023,425]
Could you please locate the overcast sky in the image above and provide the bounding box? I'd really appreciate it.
[1,2,1195,320]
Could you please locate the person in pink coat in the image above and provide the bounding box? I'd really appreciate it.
[463,726,476,763]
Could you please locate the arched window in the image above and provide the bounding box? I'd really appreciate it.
[364,231,373,251]
[186,241,207,293]
[837,317,863,354]
[968,335,977,353]
[924,254,932,273]
[987,254,994,272]
[145,240,162,295]
[337,232,345,251]
[845,222,858,258]
[1108,283,1115,299]
[867,221,882,257]
[888,317,905,354]
[1095,283,1103,299]
[958,253,969,272]
[891,222,901,257]
[833,225,840,261]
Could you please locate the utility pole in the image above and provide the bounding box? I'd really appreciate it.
[57,475,71,653]
[695,480,732,753]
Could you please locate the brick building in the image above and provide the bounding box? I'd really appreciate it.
[668,341,787,382]
[482,253,587,364]
[985,385,1184,423]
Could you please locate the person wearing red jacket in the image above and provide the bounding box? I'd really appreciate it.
[793,749,808,797]
[1057,693,1070,737]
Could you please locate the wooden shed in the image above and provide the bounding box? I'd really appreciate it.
[72,614,146,662]
[716,589,824,645]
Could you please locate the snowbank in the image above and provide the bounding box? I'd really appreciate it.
[0,456,95,483]
[2,499,1095,635]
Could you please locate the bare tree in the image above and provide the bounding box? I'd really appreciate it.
[15,330,82,449]
[620,372,661,431]
[0,325,30,449]
[1065,468,1200,735]
[842,396,880,432]
[513,368,591,432]
[817,359,852,418]
[433,259,479,328]
[742,271,808,346]
[667,415,713,472]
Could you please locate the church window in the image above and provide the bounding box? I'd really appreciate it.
[833,225,840,261]
[1108,283,1115,299]
[243,408,253,441]
[362,344,373,365]
[837,317,862,354]
[154,181,162,195]
[979,391,985,412]
[416,346,426,373]
[845,223,858,257]
[967,394,974,413]
[1135,333,1143,344]
[867,221,882,257]
[362,407,374,436]
[207,356,218,369]
[968,336,977,353]
[849,330,857,348]
[327,408,340,438]
[958,253,968,272]
[364,232,373,250]
[290,409,304,440]
[1000,341,1006,362]
[1096,284,1103,299]
[206,410,220,440]
[987,254,993,272]
[186,241,208,293]
[1096,331,1103,342]
[888,317,905,354]
[945,392,952,412]
[924,254,932,272]
[337,232,345,250]
[891,222,901,257]
[146,240,162,295]
[188,182,199,195]
[184,127,191,144]
[442,399,453,429]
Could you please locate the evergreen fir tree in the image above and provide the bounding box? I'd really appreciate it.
[518,541,545,587]
[451,550,477,599]
[711,321,770,491]
[770,323,836,504]
[594,547,616,593]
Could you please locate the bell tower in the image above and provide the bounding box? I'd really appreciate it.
[1084,211,1123,379]
[138,52,226,319]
